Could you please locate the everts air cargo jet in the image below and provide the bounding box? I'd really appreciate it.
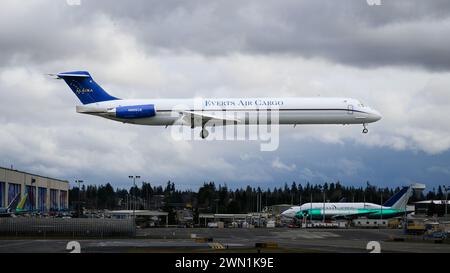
[52,71,382,138]
[281,183,426,220]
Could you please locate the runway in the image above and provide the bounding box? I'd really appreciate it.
[0,228,449,253]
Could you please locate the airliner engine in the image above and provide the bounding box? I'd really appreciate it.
[109,104,156,119]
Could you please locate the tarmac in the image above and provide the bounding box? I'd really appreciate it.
[0,228,449,253]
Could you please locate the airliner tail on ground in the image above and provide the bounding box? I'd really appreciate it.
[0,193,29,217]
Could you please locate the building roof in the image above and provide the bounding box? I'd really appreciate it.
[414,200,449,204]
[199,213,258,219]
[270,204,293,207]
[0,166,69,184]
[107,210,168,216]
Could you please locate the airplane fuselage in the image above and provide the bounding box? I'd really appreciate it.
[281,202,388,219]
[78,97,382,127]
[296,208,408,220]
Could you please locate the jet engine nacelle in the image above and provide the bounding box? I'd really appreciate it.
[111,104,156,119]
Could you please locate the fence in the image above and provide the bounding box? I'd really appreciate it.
[0,218,136,238]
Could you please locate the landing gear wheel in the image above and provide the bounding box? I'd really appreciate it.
[200,128,209,139]
[362,124,368,134]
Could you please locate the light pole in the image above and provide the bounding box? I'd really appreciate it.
[323,189,326,224]
[129,175,140,219]
[310,193,313,224]
[214,198,220,214]
[142,181,149,210]
[380,191,383,227]
[30,178,36,212]
[75,180,84,217]
[443,185,449,217]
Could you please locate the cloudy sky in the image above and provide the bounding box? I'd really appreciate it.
[1,0,450,191]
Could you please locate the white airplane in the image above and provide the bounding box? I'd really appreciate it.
[52,71,382,138]
[281,183,426,220]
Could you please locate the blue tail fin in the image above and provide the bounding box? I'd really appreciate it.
[383,187,412,210]
[56,71,119,105]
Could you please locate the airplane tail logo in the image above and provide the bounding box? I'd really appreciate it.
[53,71,119,105]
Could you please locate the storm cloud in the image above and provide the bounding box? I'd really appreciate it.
[2,0,450,70]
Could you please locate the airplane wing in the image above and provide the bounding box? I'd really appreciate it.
[332,211,377,220]
[180,111,241,126]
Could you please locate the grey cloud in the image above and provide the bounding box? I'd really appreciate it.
[2,0,450,70]
[86,0,450,70]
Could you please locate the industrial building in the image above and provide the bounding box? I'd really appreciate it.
[0,166,69,212]
[414,200,450,216]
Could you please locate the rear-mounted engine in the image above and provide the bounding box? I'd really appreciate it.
[113,104,156,119]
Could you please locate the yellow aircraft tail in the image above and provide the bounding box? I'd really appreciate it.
[16,193,28,211]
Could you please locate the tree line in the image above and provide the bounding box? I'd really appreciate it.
[68,181,444,214]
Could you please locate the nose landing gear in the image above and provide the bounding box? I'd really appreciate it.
[362,124,368,134]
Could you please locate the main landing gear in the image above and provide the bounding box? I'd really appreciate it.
[191,120,210,139]
[200,128,209,139]
[362,123,369,134]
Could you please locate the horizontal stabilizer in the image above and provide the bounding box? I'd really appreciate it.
[76,105,108,114]
[51,73,91,79]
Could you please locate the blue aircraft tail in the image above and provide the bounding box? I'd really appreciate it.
[382,186,412,210]
[55,71,119,105]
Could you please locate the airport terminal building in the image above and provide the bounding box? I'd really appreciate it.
[0,166,69,212]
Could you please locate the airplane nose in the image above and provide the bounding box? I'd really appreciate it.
[282,209,292,217]
[372,109,382,121]
[368,109,382,122]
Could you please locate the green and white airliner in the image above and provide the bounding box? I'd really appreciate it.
[281,183,425,220]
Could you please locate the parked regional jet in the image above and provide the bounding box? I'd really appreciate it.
[51,71,382,138]
[0,193,28,217]
[281,183,425,220]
